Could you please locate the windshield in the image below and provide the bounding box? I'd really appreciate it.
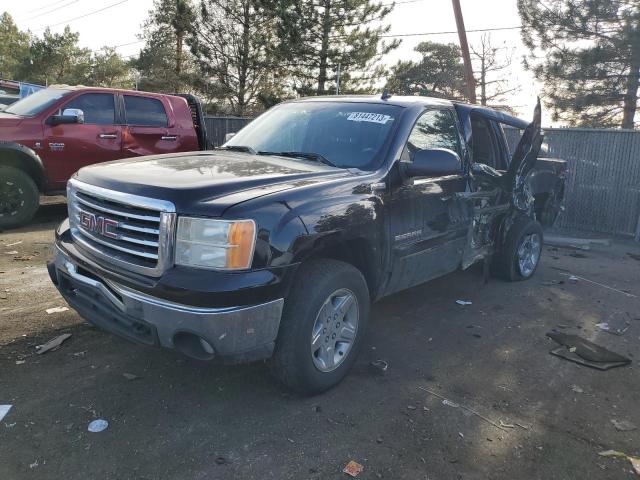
[225,101,402,170]
[4,88,71,117]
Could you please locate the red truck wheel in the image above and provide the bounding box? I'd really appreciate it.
[0,165,39,230]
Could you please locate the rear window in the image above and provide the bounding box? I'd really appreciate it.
[124,95,168,127]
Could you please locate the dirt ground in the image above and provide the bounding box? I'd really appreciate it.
[1,203,640,480]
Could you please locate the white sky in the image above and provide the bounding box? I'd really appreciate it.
[0,0,548,123]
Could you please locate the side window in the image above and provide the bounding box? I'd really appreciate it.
[403,109,461,161]
[62,93,115,125]
[124,95,168,127]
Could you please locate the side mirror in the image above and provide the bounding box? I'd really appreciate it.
[49,108,85,126]
[224,132,236,143]
[404,148,461,177]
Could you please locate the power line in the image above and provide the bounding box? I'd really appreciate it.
[380,25,522,38]
[24,0,71,14]
[113,39,144,49]
[31,0,131,32]
[19,0,80,22]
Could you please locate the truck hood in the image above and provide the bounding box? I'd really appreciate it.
[0,112,23,127]
[75,150,351,216]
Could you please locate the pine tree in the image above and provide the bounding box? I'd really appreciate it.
[0,12,30,81]
[134,0,196,92]
[385,42,466,99]
[269,0,400,95]
[189,0,277,115]
[518,0,640,129]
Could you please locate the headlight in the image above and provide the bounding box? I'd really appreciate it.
[175,217,256,270]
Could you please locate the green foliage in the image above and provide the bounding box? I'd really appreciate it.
[385,42,466,100]
[91,47,133,88]
[133,0,197,92]
[189,0,281,115]
[518,0,640,129]
[268,0,400,95]
[0,13,29,81]
[19,27,91,85]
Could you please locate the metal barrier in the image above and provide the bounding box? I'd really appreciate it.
[204,116,252,148]
[505,127,640,239]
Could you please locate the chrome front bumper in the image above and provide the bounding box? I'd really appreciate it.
[50,247,284,362]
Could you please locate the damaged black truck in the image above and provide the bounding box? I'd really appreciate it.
[49,95,566,394]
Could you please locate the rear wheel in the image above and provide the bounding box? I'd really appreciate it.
[493,216,543,281]
[0,165,39,230]
[270,259,369,395]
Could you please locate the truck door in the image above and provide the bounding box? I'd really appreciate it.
[121,94,179,157]
[384,108,469,295]
[43,92,122,187]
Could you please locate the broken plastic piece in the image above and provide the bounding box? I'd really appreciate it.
[88,419,109,433]
[456,300,472,306]
[547,331,630,364]
[45,306,69,314]
[343,460,364,477]
[36,333,72,355]
[0,405,12,422]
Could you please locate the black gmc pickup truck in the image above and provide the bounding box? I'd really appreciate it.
[49,95,566,394]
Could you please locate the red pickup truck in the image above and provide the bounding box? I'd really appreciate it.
[0,86,208,229]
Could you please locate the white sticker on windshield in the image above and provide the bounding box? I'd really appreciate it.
[347,112,392,124]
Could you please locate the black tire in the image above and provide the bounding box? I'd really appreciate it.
[493,216,543,282]
[270,259,370,395]
[0,165,39,230]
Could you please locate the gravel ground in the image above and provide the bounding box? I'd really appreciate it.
[1,204,640,480]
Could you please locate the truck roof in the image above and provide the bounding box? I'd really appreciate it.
[46,85,182,100]
[290,94,529,128]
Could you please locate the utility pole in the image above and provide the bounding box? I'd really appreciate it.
[451,0,477,103]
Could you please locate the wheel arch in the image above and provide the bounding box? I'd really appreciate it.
[0,142,47,191]
[300,234,383,301]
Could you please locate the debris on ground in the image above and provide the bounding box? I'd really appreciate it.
[499,420,515,429]
[369,359,388,374]
[343,460,364,477]
[87,419,109,433]
[5,241,23,247]
[214,456,227,465]
[569,252,588,259]
[0,405,12,422]
[45,306,69,314]
[15,360,25,365]
[13,255,34,261]
[122,373,139,381]
[36,333,72,355]
[419,386,508,432]
[29,459,39,469]
[546,331,630,370]
[571,385,584,394]
[610,419,637,432]
[596,312,632,336]
[560,273,637,298]
[456,300,472,306]
[598,450,640,475]
[626,252,640,261]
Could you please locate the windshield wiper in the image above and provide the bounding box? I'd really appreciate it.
[257,151,336,167]
[219,145,256,154]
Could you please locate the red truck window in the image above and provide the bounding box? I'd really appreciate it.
[63,93,115,125]
[124,95,168,127]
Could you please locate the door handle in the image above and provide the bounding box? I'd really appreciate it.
[161,135,177,141]
[99,133,117,139]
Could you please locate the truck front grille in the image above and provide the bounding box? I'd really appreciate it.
[67,179,176,277]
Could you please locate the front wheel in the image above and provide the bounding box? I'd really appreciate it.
[0,165,39,230]
[270,259,369,395]
[493,216,543,281]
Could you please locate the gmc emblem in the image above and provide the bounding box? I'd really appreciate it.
[79,211,118,239]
